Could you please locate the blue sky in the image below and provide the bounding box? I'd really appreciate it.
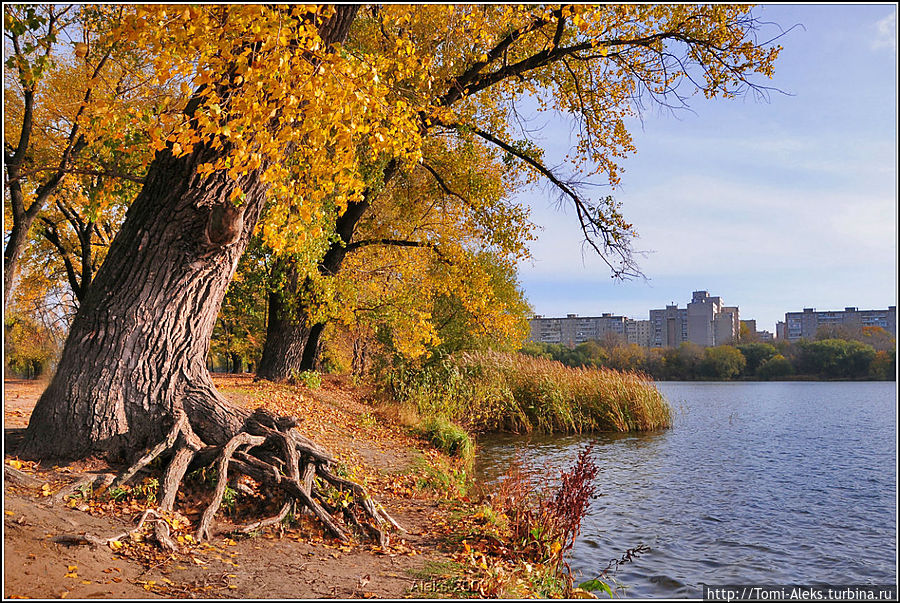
[516,4,897,333]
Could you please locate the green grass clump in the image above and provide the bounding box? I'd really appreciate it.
[289,369,321,389]
[418,417,475,464]
[412,454,470,499]
[388,351,672,434]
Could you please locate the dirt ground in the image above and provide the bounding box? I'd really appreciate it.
[3,375,467,599]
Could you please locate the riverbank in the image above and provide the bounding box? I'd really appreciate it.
[5,370,665,599]
[4,375,473,599]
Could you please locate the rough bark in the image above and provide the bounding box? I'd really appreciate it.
[20,143,261,460]
[256,272,317,379]
[15,3,393,549]
[18,4,397,550]
[20,4,359,461]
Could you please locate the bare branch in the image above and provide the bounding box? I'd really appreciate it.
[457,124,641,279]
[344,238,442,258]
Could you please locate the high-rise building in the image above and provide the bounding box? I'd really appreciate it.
[716,305,740,345]
[650,291,738,348]
[649,304,688,348]
[686,290,721,346]
[783,306,896,341]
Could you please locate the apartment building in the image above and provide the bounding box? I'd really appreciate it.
[626,319,653,348]
[783,306,897,342]
[529,313,627,348]
[649,304,688,348]
[649,291,738,348]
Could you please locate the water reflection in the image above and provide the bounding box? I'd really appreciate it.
[475,382,897,598]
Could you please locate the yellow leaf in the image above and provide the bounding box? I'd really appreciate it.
[571,587,599,599]
[8,460,23,469]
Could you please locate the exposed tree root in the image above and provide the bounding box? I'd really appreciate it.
[234,501,293,535]
[77,405,403,551]
[53,508,179,551]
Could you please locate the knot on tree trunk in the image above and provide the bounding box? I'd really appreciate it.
[205,203,244,247]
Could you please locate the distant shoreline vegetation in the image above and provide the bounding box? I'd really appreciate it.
[521,332,896,382]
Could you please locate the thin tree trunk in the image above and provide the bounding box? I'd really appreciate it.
[256,161,398,380]
[3,212,32,305]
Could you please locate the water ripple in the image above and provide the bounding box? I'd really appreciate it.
[476,382,897,598]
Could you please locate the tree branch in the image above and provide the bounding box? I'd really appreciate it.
[344,238,440,256]
[439,7,561,107]
[419,161,471,207]
[39,217,83,300]
[6,165,146,185]
[457,124,641,279]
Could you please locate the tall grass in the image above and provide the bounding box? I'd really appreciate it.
[387,351,672,434]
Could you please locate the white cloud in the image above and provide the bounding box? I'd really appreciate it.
[521,171,896,283]
[872,12,896,51]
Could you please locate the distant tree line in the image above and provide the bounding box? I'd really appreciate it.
[520,326,896,381]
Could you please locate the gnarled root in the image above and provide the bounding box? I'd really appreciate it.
[99,406,402,550]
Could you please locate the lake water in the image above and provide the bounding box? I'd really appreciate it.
[474,382,897,598]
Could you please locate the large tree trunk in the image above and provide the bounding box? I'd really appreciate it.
[256,229,357,380]
[16,6,404,548]
[20,5,360,462]
[256,288,320,378]
[20,144,262,461]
